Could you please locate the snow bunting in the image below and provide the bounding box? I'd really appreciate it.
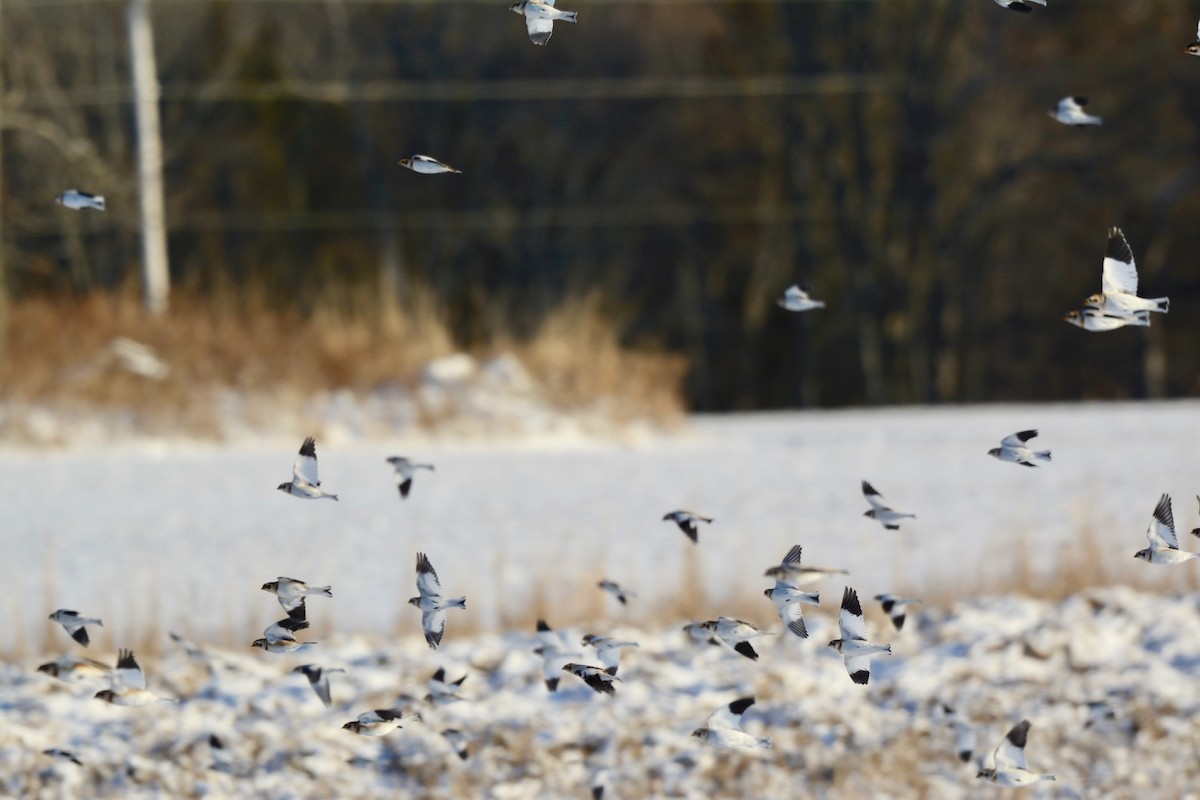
[861,481,916,530]
[37,655,110,682]
[763,580,819,639]
[987,430,1051,467]
[777,284,825,312]
[535,619,581,691]
[1134,493,1200,565]
[938,703,976,764]
[385,456,435,499]
[763,544,847,585]
[827,587,892,685]
[441,728,470,760]
[699,617,773,661]
[293,664,344,708]
[597,579,635,605]
[992,0,1046,11]
[1049,96,1101,126]
[252,637,316,653]
[562,662,622,695]
[663,510,712,543]
[510,0,577,46]
[342,708,419,736]
[1082,228,1169,318]
[55,189,105,211]
[263,615,310,645]
[94,649,175,705]
[1064,307,1151,331]
[977,720,1056,786]
[426,666,468,705]
[277,437,338,500]
[1187,17,1200,55]
[874,594,921,631]
[397,155,461,174]
[692,697,771,750]
[409,552,467,649]
[261,577,332,619]
[581,634,639,676]
[48,609,103,647]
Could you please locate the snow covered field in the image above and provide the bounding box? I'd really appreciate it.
[4,401,1200,797]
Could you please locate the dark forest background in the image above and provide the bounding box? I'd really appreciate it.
[2,0,1199,411]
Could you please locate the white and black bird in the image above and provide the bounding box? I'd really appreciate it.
[874,594,921,631]
[777,284,825,313]
[938,703,977,765]
[1186,17,1200,55]
[992,0,1045,11]
[55,189,105,211]
[342,708,419,736]
[261,577,332,619]
[861,481,916,531]
[562,662,622,695]
[263,613,310,646]
[977,720,1056,787]
[1064,307,1151,332]
[827,587,892,685]
[277,437,338,500]
[441,728,470,761]
[252,635,316,654]
[37,655,110,682]
[1049,96,1101,126]
[763,580,819,639]
[409,552,466,649]
[48,609,103,647]
[397,155,461,174]
[581,634,639,676]
[1134,493,1200,565]
[534,619,581,692]
[509,0,577,46]
[597,579,635,605]
[663,510,712,544]
[293,665,344,708]
[386,456,435,498]
[763,544,847,585]
[987,430,1051,467]
[426,667,468,705]
[691,697,771,750]
[1082,228,1169,318]
[94,649,175,706]
[698,617,773,661]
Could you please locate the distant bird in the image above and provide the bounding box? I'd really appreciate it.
[397,155,461,174]
[827,587,892,685]
[763,580,819,639]
[692,697,771,750]
[441,728,470,761]
[562,662,622,695]
[342,708,419,736]
[777,284,825,313]
[277,437,338,500]
[763,544,847,585]
[1187,18,1200,55]
[261,577,332,619]
[861,481,916,531]
[580,634,639,676]
[94,649,175,705]
[1134,493,1200,565]
[698,617,773,661]
[1082,228,1169,318]
[263,615,310,646]
[597,579,635,605]
[510,0,577,46]
[385,456,435,498]
[252,636,316,654]
[409,552,466,649]
[1049,96,1101,126]
[1064,307,1151,332]
[48,609,103,647]
[938,703,976,764]
[663,510,712,544]
[874,594,921,631]
[426,667,468,705]
[55,189,105,211]
[293,665,344,708]
[43,748,83,766]
[976,720,1056,786]
[37,655,110,682]
[987,430,1051,467]
[534,619,582,691]
[992,0,1045,11]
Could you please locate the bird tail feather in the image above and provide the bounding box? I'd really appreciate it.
[448,597,467,609]
[562,11,577,21]
[1036,450,1051,462]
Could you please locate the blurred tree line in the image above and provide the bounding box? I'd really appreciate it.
[1,0,1198,410]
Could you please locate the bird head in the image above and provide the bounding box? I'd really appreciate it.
[986,447,1002,458]
[342,721,363,733]
[397,158,411,169]
[276,483,291,493]
[862,510,874,518]
[251,639,268,650]
[1083,293,1104,308]
[827,638,843,651]
[1187,43,1200,56]
[260,581,278,592]
[690,729,708,740]
[37,662,59,677]
[94,690,115,703]
[1133,548,1151,562]
[1063,310,1084,328]
[976,768,995,780]
[509,1,525,13]
[762,588,773,599]
[407,597,422,608]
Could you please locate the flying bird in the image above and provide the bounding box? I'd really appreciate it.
[580,634,639,676]
[409,552,466,649]
[938,703,976,765]
[1064,308,1151,332]
[37,655,110,682]
[293,665,344,708]
[976,720,1056,786]
[691,697,771,750]
[509,0,577,46]
[1187,18,1200,55]
[48,609,103,647]
[987,430,1051,467]
[561,662,622,695]
[777,284,825,313]
[1082,228,1169,318]
[55,189,105,211]
[827,587,892,685]
[763,544,847,585]
[252,636,316,654]
[597,579,635,605]
[277,437,338,500]
[94,649,175,705]
[342,708,419,736]
[397,155,461,174]
[385,456,435,499]
[698,617,773,661]
[426,667,468,705]
[261,614,310,646]
[261,577,332,619]
[662,510,712,544]
[1134,493,1200,565]
[534,619,581,692]
[874,594,921,631]
[992,0,1045,11]
[763,580,819,639]
[861,481,916,530]
[441,728,470,761]
[1049,96,1101,126]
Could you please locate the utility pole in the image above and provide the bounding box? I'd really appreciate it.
[128,0,169,315]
